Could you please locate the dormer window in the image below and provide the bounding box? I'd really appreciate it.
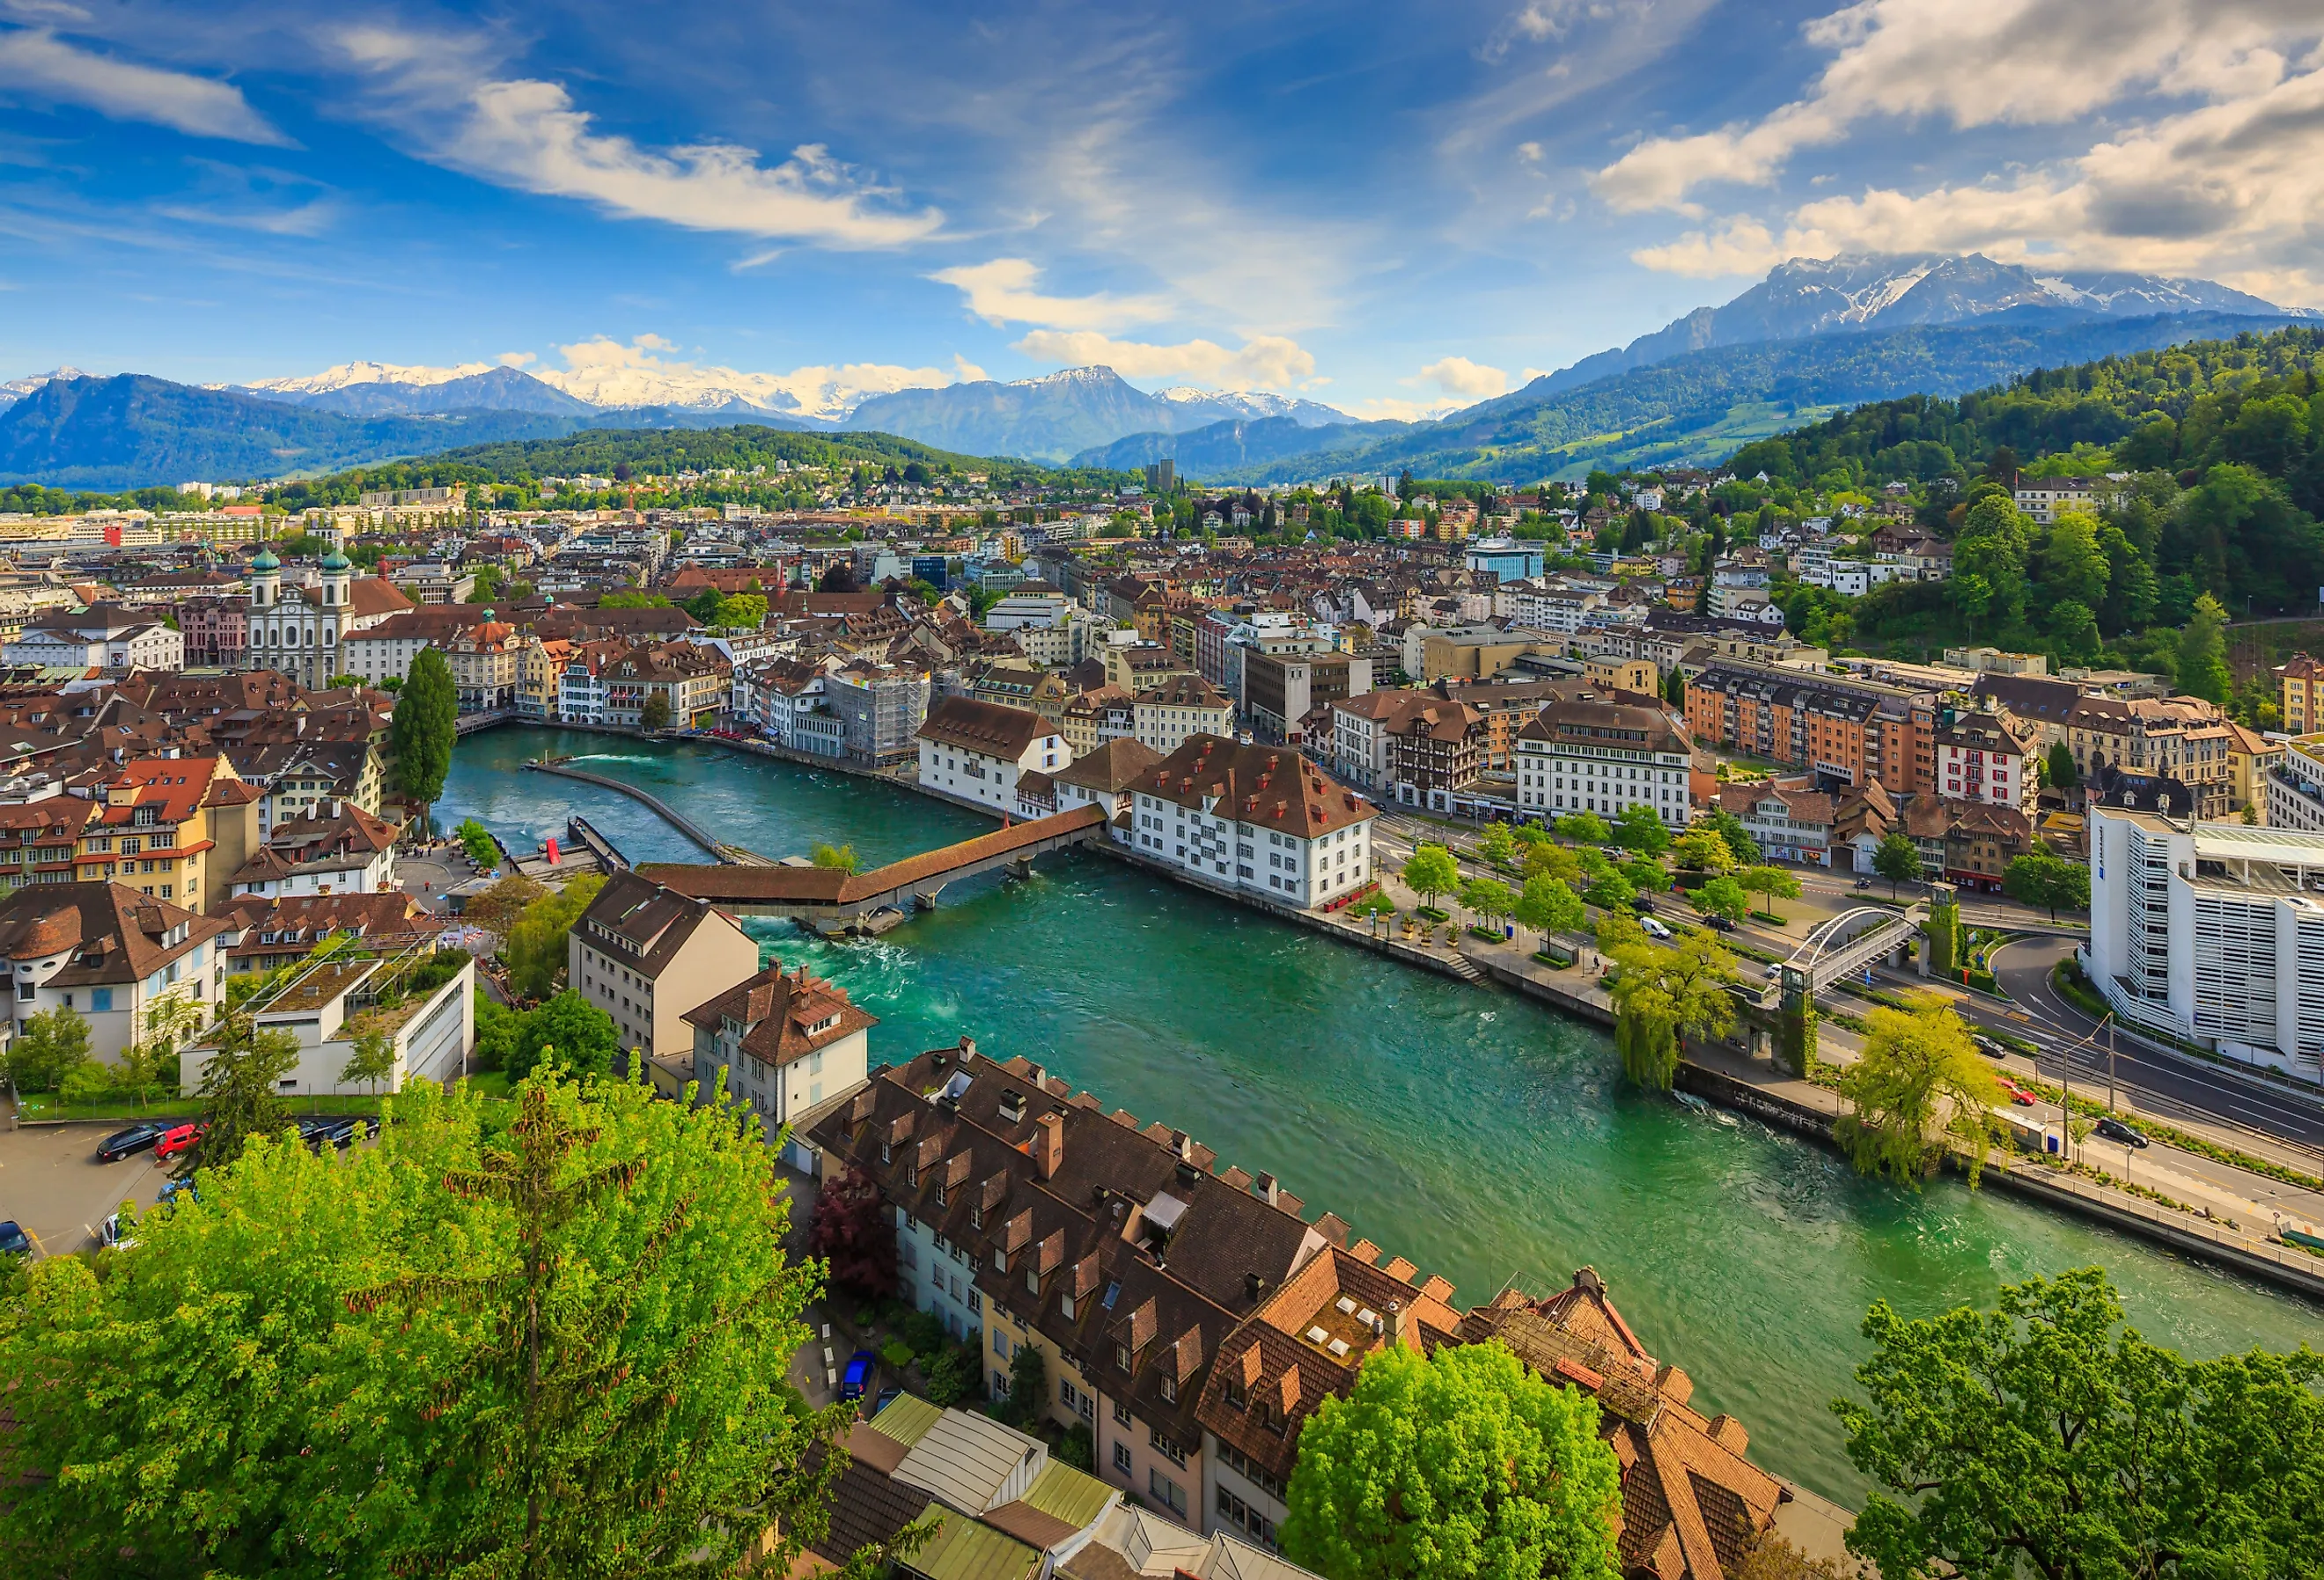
[1115,1343,1131,1372]
[1225,1377,1247,1410]
[1025,1265,1040,1297]
[1160,1375,1177,1403]
[1062,1291,1077,1319]
[879,1141,891,1165]
[906,1162,918,1187]
[969,1203,982,1231]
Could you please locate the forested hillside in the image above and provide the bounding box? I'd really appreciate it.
[1232,311,2298,484]
[1734,326,2324,712]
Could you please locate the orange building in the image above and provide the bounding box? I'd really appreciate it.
[1687,665,1934,794]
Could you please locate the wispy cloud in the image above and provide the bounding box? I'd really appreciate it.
[1011,328,1315,388]
[0,26,290,144]
[930,258,1170,331]
[1415,355,1510,399]
[331,24,941,249]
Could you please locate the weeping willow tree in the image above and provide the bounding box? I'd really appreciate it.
[1606,931,1739,1091]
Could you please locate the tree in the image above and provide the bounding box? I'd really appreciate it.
[392,647,458,835]
[2177,592,2233,706]
[503,874,605,1001]
[188,1013,302,1172]
[1461,878,1515,933]
[806,1163,899,1302]
[1611,803,1671,858]
[1619,856,1666,895]
[1584,870,1635,913]
[1555,812,1612,846]
[640,692,673,731]
[0,1071,849,1577]
[1607,930,1737,1089]
[811,841,860,874]
[2039,511,2110,608]
[2044,739,2078,791]
[1513,875,1585,949]
[1401,844,1460,912]
[454,818,499,868]
[1691,876,1749,925]
[1672,828,1736,875]
[464,872,548,937]
[339,1027,398,1096]
[1836,1268,2324,1580]
[1476,821,1517,869]
[1003,1338,1048,1430]
[507,988,622,1081]
[3,1003,92,1094]
[1835,995,2000,1187]
[1700,808,1760,866]
[1280,1340,1622,1580]
[1738,864,1801,922]
[1872,830,1922,899]
[1523,839,1585,886]
[2002,849,2090,922]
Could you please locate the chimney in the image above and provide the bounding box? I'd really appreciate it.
[1244,1271,1265,1303]
[1171,1129,1192,1161]
[1384,1299,1405,1349]
[1032,1111,1064,1180]
[1025,1061,1048,1091]
[957,1034,976,1061]
[1253,1172,1279,1206]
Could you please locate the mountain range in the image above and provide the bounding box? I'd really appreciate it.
[2,252,2313,490]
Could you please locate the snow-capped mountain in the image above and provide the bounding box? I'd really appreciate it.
[245,360,504,395]
[0,367,90,407]
[1153,386,1350,426]
[1516,253,2311,405]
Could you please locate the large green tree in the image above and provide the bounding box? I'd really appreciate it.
[1607,930,1737,1089]
[4,1003,92,1094]
[502,874,606,1001]
[1513,875,1585,949]
[0,1073,849,1579]
[1610,802,1671,858]
[1872,831,1922,898]
[191,1013,303,1172]
[2003,849,2091,922]
[1281,1340,1622,1580]
[2174,592,2234,706]
[392,647,458,836]
[1835,996,2000,1187]
[1401,844,1460,912]
[1836,1268,2324,1580]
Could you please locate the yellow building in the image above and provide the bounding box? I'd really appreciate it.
[518,636,572,722]
[2228,722,2281,821]
[75,756,262,914]
[2277,652,2324,734]
[1583,656,1660,697]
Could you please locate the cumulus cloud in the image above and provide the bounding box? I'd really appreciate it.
[1633,55,2324,299]
[0,26,289,144]
[1415,356,1511,399]
[929,257,1170,331]
[333,25,938,248]
[1349,394,1463,422]
[1011,329,1315,388]
[1593,0,2324,214]
[537,334,961,417]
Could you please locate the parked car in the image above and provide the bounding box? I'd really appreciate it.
[157,1178,200,1211]
[99,1212,136,1250]
[1639,916,1673,940]
[0,1220,28,1258]
[1999,1080,2037,1106]
[1972,1035,2005,1058]
[96,1122,168,1163]
[1633,895,1654,913]
[840,1349,876,1402]
[2095,1117,2149,1149]
[154,1122,203,1161]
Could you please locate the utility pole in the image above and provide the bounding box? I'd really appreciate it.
[2105,1012,2117,1114]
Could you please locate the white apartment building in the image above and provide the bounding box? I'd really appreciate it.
[2265,733,2324,834]
[685,960,872,1172]
[1127,736,1377,909]
[1514,696,1695,827]
[1134,674,1234,756]
[2087,806,2324,1079]
[1937,710,2036,811]
[5,616,183,671]
[916,697,1065,814]
[2013,476,2104,524]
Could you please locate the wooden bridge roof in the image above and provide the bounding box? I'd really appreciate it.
[637,803,1107,906]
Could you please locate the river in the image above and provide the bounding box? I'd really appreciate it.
[442,726,2323,1507]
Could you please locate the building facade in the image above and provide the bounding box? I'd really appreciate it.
[1128,737,1377,909]
[1514,696,1694,826]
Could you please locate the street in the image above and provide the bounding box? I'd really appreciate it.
[1371,808,2324,1157]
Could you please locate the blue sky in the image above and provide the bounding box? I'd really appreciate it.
[1,0,2319,417]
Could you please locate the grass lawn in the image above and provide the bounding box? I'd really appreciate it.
[459,1068,514,1100]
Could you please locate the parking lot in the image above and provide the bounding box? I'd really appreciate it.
[0,1121,173,1259]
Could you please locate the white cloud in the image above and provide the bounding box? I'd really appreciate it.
[0,26,289,144]
[539,334,962,416]
[1349,394,1461,422]
[1011,329,1315,388]
[496,350,535,368]
[951,353,989,384]
[929,257,1170,331]
[1632,55,2324,300]
[333,26,939,249]
[1415,356,1511,399]
[1592,0,2324,214]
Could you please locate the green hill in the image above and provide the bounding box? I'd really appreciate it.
[1228,312,2304,485]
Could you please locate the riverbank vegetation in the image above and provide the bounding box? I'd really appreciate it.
[1835,996,2003,1187]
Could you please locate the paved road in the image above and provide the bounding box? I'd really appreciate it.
[1975,937,2324,1151]
[0,1123,171,1258]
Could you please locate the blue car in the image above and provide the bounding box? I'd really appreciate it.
[0,1220,28,1258]
[840,1349,876,1402]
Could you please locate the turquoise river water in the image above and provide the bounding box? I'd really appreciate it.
[442,727,2321,1507]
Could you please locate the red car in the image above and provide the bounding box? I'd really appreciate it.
[1998,1081,2037,1107]
[154,1122,203,1161]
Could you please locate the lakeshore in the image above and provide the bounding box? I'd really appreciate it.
[440,724,2324,1510]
